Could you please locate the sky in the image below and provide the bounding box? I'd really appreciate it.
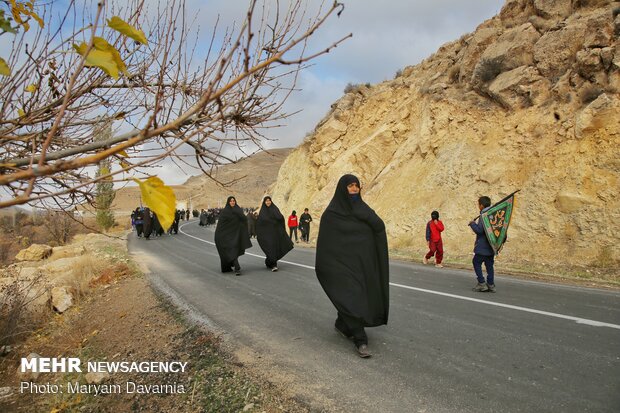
[1,0,506,194]
[154,0,505,184]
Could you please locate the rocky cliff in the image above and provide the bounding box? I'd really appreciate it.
[270,0,620,270]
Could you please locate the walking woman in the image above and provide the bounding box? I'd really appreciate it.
[315,174,389,358]
[256,196,293,271]
[214,196,252,275]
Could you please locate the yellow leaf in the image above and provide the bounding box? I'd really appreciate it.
[0,58,10,76]
[107,16,148,45]
[18,108,25,117]
[25,84,37,92]
[120,160,131,169]
[9,0,43,31]
[132,177,177,231]
[118,150,128,157]
[73,42,121,79]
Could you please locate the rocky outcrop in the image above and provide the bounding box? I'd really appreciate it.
[15,244,52,261]
[270,0,620,268]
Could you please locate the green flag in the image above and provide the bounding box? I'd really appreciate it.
[480,191,519,255]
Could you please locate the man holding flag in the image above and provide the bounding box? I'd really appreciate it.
[468,191,518,293]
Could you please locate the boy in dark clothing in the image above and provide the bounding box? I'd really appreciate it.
[423,210,445,268]
[469,196,496,292]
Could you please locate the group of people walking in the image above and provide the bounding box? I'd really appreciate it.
[212,175,389,358]
[214,196,295,275]
[136,173,500,359]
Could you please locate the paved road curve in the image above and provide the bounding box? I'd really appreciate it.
[128,220,620,413]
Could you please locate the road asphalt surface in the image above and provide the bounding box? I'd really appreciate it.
[128,220,620,413]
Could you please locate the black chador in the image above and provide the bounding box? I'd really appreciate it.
[152,212,164,236]
[256,197,293,271]
[168,210,180,234]
[214,196,252,275]
[142,208,153,239]
[315,174,389,357]
[199,210,208,226]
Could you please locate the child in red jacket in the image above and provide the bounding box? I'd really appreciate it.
[423,210,445,268]
[288,210,299,243]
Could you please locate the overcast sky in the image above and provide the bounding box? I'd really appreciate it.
[1,0,506,194]
[154,0,505,184]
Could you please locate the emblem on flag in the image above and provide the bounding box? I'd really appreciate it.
[480,190,519,255]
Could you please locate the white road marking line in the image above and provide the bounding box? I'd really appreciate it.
[179,223,620,330]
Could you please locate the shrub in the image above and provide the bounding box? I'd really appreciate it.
[580,85,603,105]
[476,58,503,83]
[0,269,48,347]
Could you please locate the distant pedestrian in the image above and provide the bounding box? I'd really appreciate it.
[247,210,257,238]
[186,209,190,221]
[134,207,144,237]
[214,196,252,276]
[469,196,496,293]
[315,174,389,358]
[256,197,293,271]
[423,210,445,268]
[288,210,299,242]
[299,208,313,242]
[142,208,153,239]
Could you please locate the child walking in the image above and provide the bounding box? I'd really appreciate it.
[469,196,496,292]
[423,210,445,268]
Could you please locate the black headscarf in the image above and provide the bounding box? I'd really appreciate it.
[214,196,252,272]
[315,174,389,326]
[256,196,294,263]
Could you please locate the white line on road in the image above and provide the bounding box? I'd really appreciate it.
[179,223,620,330]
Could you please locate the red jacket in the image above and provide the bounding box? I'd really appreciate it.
[288,215,298,228]
[426,220,444,242]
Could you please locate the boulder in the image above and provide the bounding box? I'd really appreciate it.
[49,245,87,261]
[575,93,617,139]
[534,22,587,78]
[583,9,615,48]
[17,353,42,381]
[488,65,550,108]
[472,23,541,86]
[576,49,603,80]
[85,372,110,385]
[599,46,614,69]
[51,286,74,313]
[15,244,52,262]
[533,0,572,19]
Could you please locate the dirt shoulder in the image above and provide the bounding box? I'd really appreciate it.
[0,250,309,412]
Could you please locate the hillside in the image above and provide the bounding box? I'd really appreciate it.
[113,148,291,214]
[270,0,620,270]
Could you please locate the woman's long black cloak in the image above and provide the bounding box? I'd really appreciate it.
[315,175,389,327]
[256,197,293,265]
[142,208,153,239]
[214,197,252,272]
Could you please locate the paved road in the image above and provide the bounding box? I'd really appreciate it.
[128,220,620,413]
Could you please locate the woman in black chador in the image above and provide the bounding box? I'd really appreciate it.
[256,196,293,272]
[315,174,389,358]
[214,196,252,275]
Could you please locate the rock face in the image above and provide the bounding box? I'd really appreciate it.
[271,0,620,268]
[15,244,52,261]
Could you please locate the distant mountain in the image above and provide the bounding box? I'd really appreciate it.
[113,148,292,214]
